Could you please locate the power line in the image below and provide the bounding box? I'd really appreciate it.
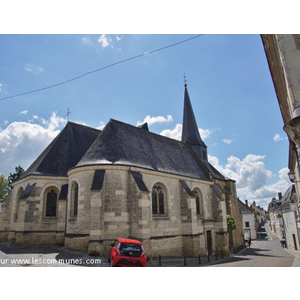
[0,34,204,102]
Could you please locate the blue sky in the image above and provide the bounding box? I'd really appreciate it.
[0,34,291,209]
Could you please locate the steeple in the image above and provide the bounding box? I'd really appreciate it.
[181,79,208,161]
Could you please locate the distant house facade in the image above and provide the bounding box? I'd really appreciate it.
[250,201,266,229]
[268,185,299,250]
[268,195,283,237]
[238,199,256,240]
[0,84,243,257]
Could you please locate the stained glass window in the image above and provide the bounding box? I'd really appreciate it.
[72,183,78,217]
[45,189,57,217]
[152,184,166,215]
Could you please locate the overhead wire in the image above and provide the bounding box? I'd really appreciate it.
[0,34,204,102]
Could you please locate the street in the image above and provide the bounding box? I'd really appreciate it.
[0,221,298,267]
[207,221,296,267]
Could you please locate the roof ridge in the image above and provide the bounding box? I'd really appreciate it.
[108,118,191,145]
[67,121,102,133]
[75,118,213,181]
[238,198,253,212]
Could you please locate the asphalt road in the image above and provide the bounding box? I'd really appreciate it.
[207,221,295,267]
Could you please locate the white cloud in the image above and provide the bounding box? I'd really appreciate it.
[81,37,92,45]
[98,34,112,48]
[226,154,273,189]
[199,128,212,140]
[222,138,234,144]
[137,115,173,127]
[208,154,290,209]
[0,112,66,177]
[160,124,182,140]
[160,123,212,141]
[116,35,123,42]
[24,63,44,74]
[97,121,106,130]
[19,110,28,115]
[0,83,3,92]
[82,35,122,51]
[47,112,66,131]
[273,133,283,142]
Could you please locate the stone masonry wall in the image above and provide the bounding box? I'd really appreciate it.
[0,176,68,246]
[224,179,244,250]
[1,165,233,258]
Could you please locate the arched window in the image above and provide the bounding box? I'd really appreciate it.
[45,187,58,217]
[71,182,79,218]
[152,183,167,216]
[193,188,203,216]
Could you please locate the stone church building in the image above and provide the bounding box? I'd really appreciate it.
[0,84,243,257]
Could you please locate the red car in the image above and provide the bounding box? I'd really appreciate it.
[108,238,146,267]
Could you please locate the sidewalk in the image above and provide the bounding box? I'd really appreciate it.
[284,248,300,267]
[146,251,241,267]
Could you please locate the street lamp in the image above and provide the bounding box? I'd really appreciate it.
[288,170,296,183]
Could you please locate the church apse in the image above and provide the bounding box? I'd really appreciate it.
[0,83,239,258]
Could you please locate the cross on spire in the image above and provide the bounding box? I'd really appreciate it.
[65,108,71,121]
[183,73,187,86]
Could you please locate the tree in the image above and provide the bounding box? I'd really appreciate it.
[8,166,25,190]
[226,215,237,232]
[0,174,9,199]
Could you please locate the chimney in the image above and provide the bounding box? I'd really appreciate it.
[278,192,282,200]
[245,200,248,206]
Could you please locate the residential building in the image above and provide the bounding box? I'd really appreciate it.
[250,201,266,228]
[268,185,299,250]
[238,199,256,240]
[261,34,300,250]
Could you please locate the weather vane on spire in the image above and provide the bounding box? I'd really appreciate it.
[183,73,187,86]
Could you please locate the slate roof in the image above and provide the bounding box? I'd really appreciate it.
[268,185,296,211]
[268,198,282,211]
[20,122,100,179]
[74,119,224,181]
[19,183,36,199]
[182,85,206,148]
[280,184,296,206]
[238,199,253,214]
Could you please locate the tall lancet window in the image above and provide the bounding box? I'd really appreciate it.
[45,187,58,217]
[193,188,203,216]
[152,183,167,216]
[71,182,79,218]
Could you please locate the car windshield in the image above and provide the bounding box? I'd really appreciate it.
[119,243,142,251]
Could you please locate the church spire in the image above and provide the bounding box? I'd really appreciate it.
[181,78,208,161]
